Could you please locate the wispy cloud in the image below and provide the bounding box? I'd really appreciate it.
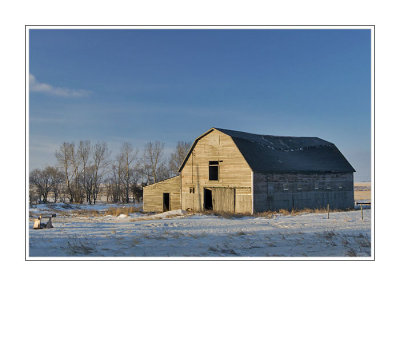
[29,74,91,97]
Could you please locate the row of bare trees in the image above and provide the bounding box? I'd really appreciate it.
[29,140,191,205]
[29,166,64,204]
[54,141,109,204]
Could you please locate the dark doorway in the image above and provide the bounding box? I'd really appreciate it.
[204,188,213,210]
[163,193,170,212]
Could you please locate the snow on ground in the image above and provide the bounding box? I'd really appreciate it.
[29,202,142,214]
[28,208,371,258]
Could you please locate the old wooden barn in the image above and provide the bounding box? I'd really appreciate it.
[143,128,355,213]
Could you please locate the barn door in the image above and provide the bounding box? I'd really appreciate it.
[163,193,170,212]
[204,188,213,210]
[213,188,235,212]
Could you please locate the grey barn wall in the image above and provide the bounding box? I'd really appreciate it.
[253,172,354,211]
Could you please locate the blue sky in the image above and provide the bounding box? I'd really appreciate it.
[29,29,371,181]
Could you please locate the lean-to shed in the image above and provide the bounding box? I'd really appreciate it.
[143,175,181,212]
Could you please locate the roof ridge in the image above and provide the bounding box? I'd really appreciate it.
[214,127,324,140]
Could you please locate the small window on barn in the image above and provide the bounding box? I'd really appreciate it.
[209,161,219,180]
[189,187,195,193]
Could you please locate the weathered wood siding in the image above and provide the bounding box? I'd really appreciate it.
[253,172,354,211]
[181,130,253,213]
[209,187,235,212]
[143,176,181,212]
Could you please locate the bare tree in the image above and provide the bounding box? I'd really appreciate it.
[108,154,124,203]
[55,142,75,202]
[92,142,109,204]
[70,144,85,203]
[46,166,64,203]
[29,168,52,203]
[156,162,170,181]
[130,177,142,203]
[136,159,151,186]
[119,142,138,203]
[105,179,113,203]
[29,183,39,205]
[29,169,43,203]
[84,165,96,204]
[168,141,191,176]
[77,140,91,202]
[142,141,165,184]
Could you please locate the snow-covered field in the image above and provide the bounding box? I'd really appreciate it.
[28,204,371,258]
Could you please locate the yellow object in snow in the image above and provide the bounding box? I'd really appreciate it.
[33,214,56,229]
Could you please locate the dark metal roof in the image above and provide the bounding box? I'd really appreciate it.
[179,128,355,173]
[215,128,355,173]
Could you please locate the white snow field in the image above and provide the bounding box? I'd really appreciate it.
[28,204,371,258]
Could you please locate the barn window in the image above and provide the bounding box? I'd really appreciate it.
[189,187,195,193]
[209,161,219,180]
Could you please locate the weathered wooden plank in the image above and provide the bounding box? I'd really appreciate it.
[143,176,181,212]
[209,187,235,212]
[181,129,253,213]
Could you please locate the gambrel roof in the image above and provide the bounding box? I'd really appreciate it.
[179,128,355,173]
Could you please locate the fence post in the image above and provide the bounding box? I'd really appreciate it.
[361,204,363,221]
[327,203,330,219]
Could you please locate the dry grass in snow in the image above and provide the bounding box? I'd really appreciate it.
[28,207,371,258]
